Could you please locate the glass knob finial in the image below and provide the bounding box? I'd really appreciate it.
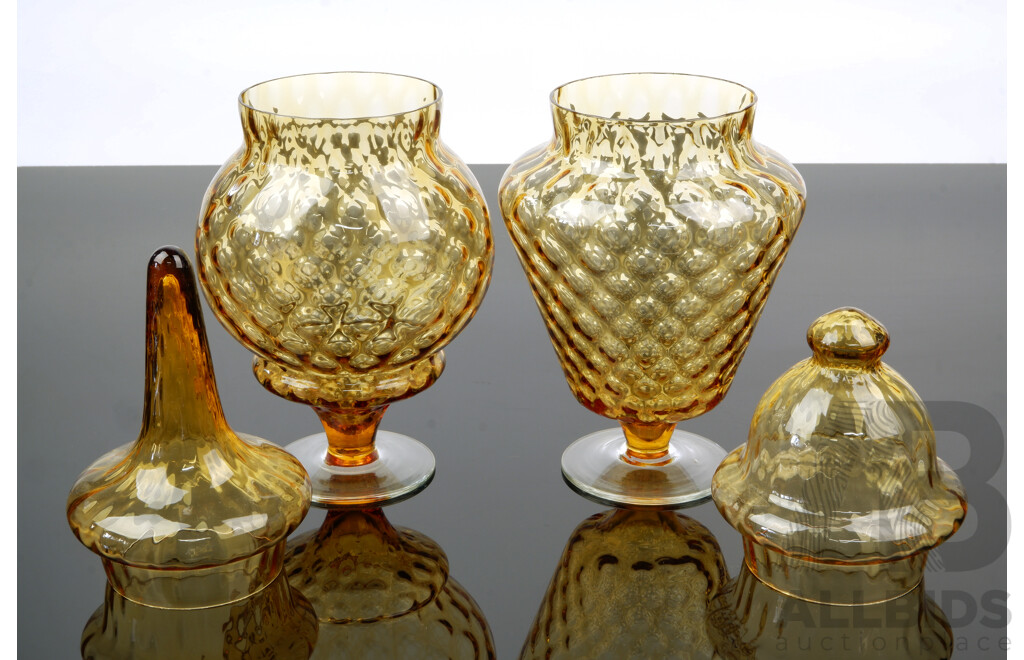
[807,306,890,364]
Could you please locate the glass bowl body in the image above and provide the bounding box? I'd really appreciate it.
[196,72,493,403]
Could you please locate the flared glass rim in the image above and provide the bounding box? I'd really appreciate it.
[239,71,442,121]
[549,72,757,124]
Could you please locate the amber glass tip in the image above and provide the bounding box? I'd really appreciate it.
[142,244,226,434]
[146,245,207,308]
[807,306,890,364]
[149,245,193,277]
[145,245,210,350]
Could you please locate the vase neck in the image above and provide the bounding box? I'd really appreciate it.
[239,101,441,169]
[235,72,443,169]
[552,104,755,169]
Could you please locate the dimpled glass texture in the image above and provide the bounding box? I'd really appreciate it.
[66,248,312,610]
[521,508,728,660]
[284,508,495,659]
[196,72,493,507]
[712,308,967,607]
[499,73,805,506]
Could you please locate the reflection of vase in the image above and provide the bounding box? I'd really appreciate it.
[285,508,495,659]
[81,572,318,659]
[705,564,953,660]
[499,73,805,506]
[66,248,310,611]
[521,508,728,660]
[197,72,493,507]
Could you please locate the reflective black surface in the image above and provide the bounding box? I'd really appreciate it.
[18,165,1006,658]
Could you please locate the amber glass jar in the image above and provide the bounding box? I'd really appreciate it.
[500,73,805,506]
[196,72,493,506]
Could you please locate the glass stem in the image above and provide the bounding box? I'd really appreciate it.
[314,406,388,467]
[621,421,675,460]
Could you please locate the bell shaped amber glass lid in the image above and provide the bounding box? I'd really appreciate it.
[67,247,312,607]
[712,308,966,603]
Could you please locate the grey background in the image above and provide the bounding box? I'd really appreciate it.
[18,164,1007,658]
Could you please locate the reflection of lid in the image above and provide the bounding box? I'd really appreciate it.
[706,563,953,659]
[712,308,966,604]
[66,248,311,607]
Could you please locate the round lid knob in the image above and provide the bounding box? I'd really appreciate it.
[807,307,890,364]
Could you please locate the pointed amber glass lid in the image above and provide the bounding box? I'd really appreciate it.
[712,308,967,604]
[67,247,312,607]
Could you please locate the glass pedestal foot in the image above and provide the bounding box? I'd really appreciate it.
[561,428,727,508]
[286,431,435,508]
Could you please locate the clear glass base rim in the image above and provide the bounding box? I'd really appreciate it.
[285,431,435,508]
[561,427,727,509]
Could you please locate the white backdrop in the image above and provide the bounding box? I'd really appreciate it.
[18,0,1006,165]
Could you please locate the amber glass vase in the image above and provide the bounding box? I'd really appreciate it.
[67,248,311,615]
[285,508,495,659]
[197,72,493,507]
[500,73,805,506]
[521,508,729,659]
